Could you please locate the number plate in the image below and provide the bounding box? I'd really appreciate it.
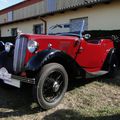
[0,67,20,88]
[0,67,12,81]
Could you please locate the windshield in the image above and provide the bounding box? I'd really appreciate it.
[52,32,81,38]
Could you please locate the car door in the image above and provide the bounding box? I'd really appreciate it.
[76,39,110,72]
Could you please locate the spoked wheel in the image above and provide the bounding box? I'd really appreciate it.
[43,71,65,103]
[34,63,68,110]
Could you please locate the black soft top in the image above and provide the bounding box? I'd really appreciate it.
[53,30,120,39]
[82,30,120,39]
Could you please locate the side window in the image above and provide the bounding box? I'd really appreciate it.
[33,24,43,34]
[70,17,88,32]
[11,28,17,36]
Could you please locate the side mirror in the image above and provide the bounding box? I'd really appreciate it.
[83,34,91,40]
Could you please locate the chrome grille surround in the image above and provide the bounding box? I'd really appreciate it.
[13,35,28,73]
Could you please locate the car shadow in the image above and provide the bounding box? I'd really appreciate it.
[0,82,42,118]
[97,71,120,86]
[42,109,120,120]
[68,77,95,91]
[68,69,120,92]
[0,77,95,118]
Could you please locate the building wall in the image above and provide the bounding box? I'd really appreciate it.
[46,0,120,33]
[1,19,44,36]
[14,1,45,21]
[0,14,7,24]
[1,0,120,37]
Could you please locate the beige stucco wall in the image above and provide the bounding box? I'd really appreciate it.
[46,0,120,33]
[1,19,44,36]
[1,0,120,37]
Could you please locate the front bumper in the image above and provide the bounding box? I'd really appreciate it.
[0,67,35,88]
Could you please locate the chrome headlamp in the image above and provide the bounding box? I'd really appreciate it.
[5,42,14,52]
[27,40,38,53]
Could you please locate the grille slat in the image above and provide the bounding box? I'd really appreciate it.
[13,36,28,73]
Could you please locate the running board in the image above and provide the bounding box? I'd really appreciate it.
[86,70,108,78]
[12,75,35,84]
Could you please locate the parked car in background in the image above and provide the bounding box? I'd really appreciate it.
[0,30,119,109]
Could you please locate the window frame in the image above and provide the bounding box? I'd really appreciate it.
[11,28,17,36]
[70,17,88,32]
[33,24,43,34]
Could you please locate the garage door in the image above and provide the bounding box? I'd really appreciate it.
[70,17,88,32]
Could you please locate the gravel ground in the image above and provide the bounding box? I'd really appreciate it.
[0,75,119,120]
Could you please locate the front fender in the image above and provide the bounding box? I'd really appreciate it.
[0,41,5,52]
[25,49,60,71]
[25,49,84,77]
[0,51,14,72]
[0,51,9,67]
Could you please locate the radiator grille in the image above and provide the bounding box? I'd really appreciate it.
[13,36,28,73]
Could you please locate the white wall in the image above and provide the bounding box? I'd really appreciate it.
[46,0,120,33]
[1,0,120,37]
[1,19,44,36]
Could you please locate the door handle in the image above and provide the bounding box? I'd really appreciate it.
[77,47,84,53]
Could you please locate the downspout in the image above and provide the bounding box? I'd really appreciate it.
[39,17,47,35]
[0,25,1,37]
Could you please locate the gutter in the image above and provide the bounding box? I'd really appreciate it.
[39,17,47,35]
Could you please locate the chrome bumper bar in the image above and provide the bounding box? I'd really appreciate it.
[0,67,35,88]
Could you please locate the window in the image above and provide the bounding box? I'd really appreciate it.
[70,17,88,32]
[11,28,17,36]
[46,0,56,12]
[33,24,43,34]
[8,11,13,22]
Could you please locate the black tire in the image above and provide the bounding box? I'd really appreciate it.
[33,63,68,110]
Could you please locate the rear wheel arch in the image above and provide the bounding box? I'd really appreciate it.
[102,48,119,77]
[102,48,118,71]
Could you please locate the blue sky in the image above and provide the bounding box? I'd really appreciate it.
[0,0,24,10]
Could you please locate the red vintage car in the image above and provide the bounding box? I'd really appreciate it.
[0,30,119,109]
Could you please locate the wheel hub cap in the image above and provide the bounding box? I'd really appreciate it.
[53,81,60,92]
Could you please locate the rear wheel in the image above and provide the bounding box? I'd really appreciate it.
[33,63,68,110]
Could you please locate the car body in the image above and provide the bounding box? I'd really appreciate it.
[0,31,119,109]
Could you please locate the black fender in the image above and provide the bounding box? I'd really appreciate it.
[102,48,118,71]
[0,51,8,68]
[25,49,85,78]
[0,51,14,73]
[0,41,5,52]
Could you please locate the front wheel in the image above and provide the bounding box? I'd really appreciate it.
[33,63,68,110]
